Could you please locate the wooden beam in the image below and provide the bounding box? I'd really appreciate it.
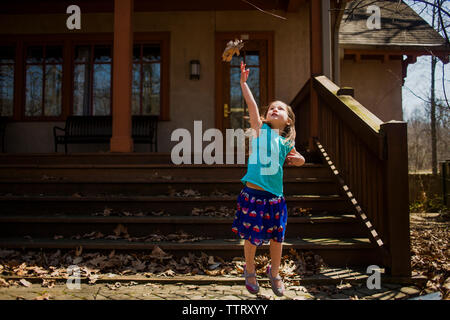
[110,0,134,153]
[0,0,289,14]
[309,0,323,152]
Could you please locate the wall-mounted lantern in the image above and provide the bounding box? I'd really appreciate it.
[190,60,200,80]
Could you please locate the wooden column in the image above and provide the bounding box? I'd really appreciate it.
[110,0,134,152]
[380,120,411,277]
[309,0,323,151]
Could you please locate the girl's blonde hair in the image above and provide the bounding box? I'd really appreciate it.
[260,100,296,148]
[242,100,296,156]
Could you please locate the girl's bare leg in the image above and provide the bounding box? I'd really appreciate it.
[269,239,283,287]
[244,239,257,285]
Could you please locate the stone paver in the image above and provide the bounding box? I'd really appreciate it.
[0,280,426,300]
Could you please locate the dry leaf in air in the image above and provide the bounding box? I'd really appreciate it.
[222,39,244,62]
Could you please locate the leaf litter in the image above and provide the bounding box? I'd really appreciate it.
[0,247,328,287]
[410,212,449,299]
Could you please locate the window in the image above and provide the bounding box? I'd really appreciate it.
[132,44,161,116]
[0,46,15,116]
[25,45,63,117]
[73,45,112,116]
[0,32,170,121]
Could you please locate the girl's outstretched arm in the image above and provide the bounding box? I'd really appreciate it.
[240,61,263,133]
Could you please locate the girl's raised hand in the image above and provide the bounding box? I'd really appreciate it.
[240,61,249,84]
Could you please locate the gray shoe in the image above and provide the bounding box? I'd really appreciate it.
[266,265,285,296]
[243,264,259,294]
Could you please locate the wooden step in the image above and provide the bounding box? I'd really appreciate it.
[0,177,341,196]
[0,151,323,165]
[0,152,175,164]
[0,214,369,238]
[0,163,334,180]
[0,194,352,215]
[0,237,382,267]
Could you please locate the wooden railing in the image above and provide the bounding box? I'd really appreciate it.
[292,76,411,277]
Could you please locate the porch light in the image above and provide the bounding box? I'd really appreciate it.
[190,60,200,80]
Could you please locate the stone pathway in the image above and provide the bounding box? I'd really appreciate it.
[0,280,426,300]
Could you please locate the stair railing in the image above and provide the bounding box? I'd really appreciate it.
[291,75,411,277]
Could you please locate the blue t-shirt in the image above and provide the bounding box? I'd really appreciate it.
[241,123,294,197]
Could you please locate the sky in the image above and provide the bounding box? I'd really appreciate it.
[402,0,449,121]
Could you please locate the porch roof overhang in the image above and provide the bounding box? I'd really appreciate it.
[341,43,450,62]
[0,0,307,14]
[339,0,450,62]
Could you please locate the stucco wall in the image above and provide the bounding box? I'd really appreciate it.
[340,58,404,122]
[0,7,310,153]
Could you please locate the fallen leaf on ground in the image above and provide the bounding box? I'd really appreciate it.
[33,292,51,300]
[19,279,32,287]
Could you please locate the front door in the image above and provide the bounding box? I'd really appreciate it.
[215,32,273,159]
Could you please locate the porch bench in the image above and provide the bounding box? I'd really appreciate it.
[0,116,8,153]
[53,115,158,153]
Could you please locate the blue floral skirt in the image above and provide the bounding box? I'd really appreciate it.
[231,185,288,246]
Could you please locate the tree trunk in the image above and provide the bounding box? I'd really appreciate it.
[431,55,437,174]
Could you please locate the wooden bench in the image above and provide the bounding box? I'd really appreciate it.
[53,115,158,153]
[0,116,8,153]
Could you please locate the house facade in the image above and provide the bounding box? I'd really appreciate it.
[1,0,316,153]
[2,0,447,278]
[339,0,449,122]
[0,0,448,153]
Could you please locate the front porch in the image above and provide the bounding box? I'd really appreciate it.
[0,0,414,281]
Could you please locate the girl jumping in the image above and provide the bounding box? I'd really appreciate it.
[231,61,305,296]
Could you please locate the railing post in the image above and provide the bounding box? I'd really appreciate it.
[380,120,411,277]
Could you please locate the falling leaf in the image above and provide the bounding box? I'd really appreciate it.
[222,39,244,62]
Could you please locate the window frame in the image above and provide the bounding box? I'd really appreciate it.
[0,43,16,117]
[132,43,162,116]
[72,42,114,116]
[23,42,65,119]
[0,32,170,122]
